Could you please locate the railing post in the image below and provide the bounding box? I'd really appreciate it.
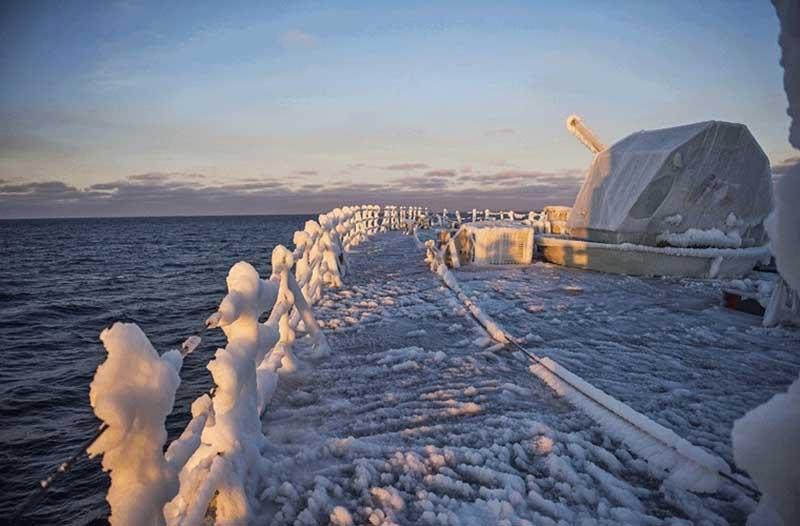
[89,322,183,526]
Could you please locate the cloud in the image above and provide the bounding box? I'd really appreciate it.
[424,169,457,178]
[383,163,429,171]
[213,181,288,191]
[390,175,450,190]
[294,170,318,176]
[126,172,206,181]
[1,180,106,201]
[0,168,584,218]
[279,30,318,49]
[458,168,583,185]
[329,182,385,192]
[87,173,206,192]
[771,156,800,176]
[127,173,169,182]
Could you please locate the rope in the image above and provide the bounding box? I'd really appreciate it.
[11,423,110,522]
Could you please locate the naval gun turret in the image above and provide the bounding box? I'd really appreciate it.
[538,115,775,278]
[564,116,772,248]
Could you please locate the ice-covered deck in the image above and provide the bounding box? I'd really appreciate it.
[450,258,799,467]
[253,232,798,525]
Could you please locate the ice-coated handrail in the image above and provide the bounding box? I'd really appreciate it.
[21,205,428,526]
[433,207,564,234]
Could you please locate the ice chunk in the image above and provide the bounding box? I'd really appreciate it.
[181,335,201,355]
[657,228,742,249]
[766,164,800,294]
[330,506,354,526]
[733,372,800,526]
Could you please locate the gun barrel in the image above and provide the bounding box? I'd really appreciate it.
[566,115,605,154]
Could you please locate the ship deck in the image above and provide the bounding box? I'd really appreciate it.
[253,232,799,525]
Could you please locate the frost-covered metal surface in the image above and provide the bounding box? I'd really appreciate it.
[251,233,797,525]
[451,263,800,469]
[536,234,770,279]
[567,121,773,248]
[457,222,534,266]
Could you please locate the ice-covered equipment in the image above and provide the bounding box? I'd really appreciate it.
[567,120,773,248]
[542,205,571,235]
[454,221,534,265]
[539,119,774,278]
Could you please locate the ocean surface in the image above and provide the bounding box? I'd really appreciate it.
[0,215,314,525]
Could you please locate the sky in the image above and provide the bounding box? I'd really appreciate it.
[0,0,795,218]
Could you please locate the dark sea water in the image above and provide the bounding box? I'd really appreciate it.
[0,215,313,525]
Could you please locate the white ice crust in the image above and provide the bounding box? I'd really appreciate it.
[733,373,800,526]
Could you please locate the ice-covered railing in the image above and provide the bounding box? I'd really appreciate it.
[430,207,565,233]
[84,204,428,525]
[379,205,429,232]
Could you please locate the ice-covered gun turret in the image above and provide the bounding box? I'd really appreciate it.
[541,115,775,278]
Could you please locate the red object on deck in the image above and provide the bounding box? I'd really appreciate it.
[722,289,765,316]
